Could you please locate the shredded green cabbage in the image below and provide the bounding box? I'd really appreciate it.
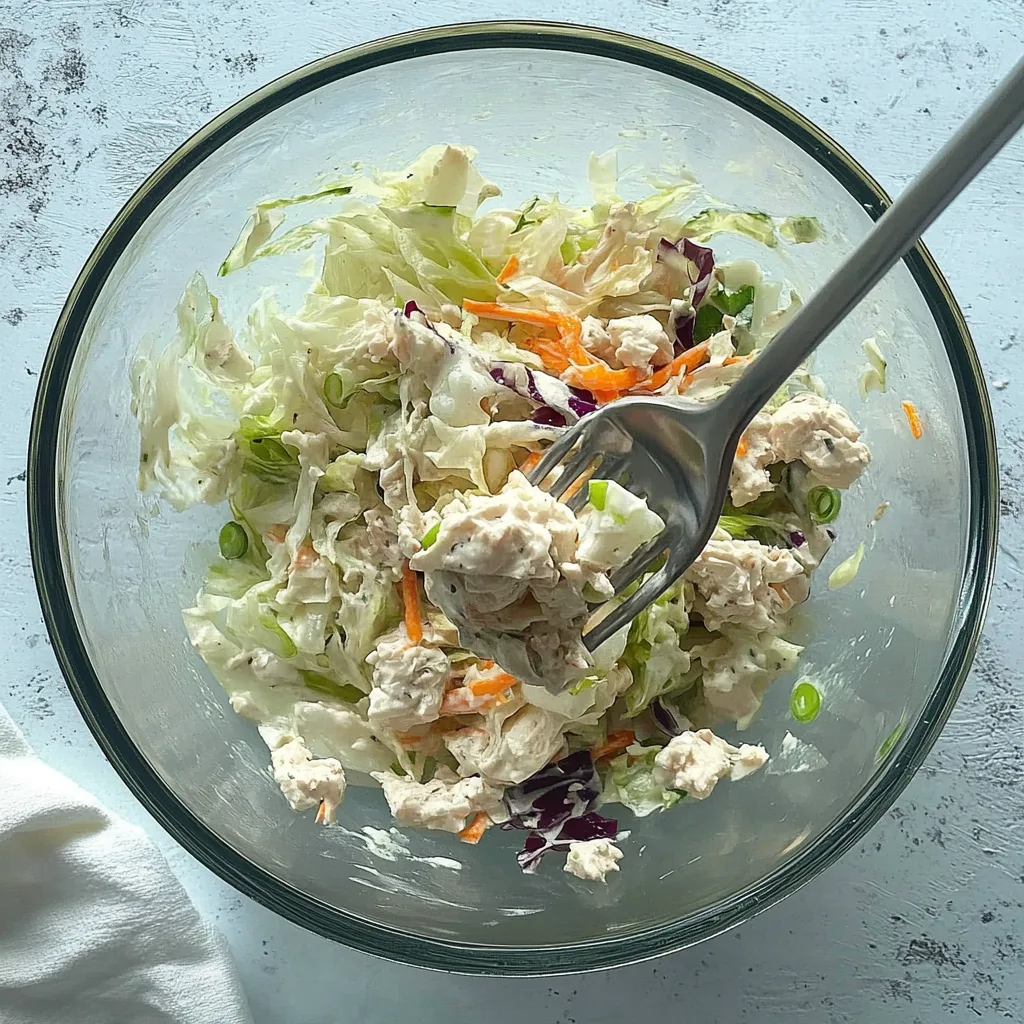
[133,143,868,852]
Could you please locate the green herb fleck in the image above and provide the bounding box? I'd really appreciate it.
[512,197,540,233]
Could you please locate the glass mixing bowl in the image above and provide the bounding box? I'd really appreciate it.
[28,23,997,974]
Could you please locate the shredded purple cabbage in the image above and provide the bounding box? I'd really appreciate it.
[530,405,567,428]
[400,301,456,353]
[502,751,618,872]
[488,363,597,425]
[651,697,685,737]
[789,530,807,548]
[517,812,619,873]
[658,237,716,352]
[503,750,599,831]
[681,238,715,307]
[670,308,696,352]
[566,384,598,417]
[403,301,596,425]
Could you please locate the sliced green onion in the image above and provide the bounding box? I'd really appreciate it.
[718,513,786,540]
[693,303,724,344]
[323,371,346,407]
[827,541,865,590]
[807,485,842,524]
[790,680,822,722]
[420,522,440,550]
[588,479,609,512]
[299,670,365,704]
[876,721,906,762]
[218,521,248,560]
[259,610,297,658]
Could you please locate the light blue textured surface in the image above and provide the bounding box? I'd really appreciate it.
[2,2,1023,1020]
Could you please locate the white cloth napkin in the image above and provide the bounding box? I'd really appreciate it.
[0,703,254,1024]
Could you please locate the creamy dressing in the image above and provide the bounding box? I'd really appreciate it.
[133,144,871,881]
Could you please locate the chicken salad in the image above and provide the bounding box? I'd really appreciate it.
[132,145,870,881]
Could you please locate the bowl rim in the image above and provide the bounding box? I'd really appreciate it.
[27,20,998,975]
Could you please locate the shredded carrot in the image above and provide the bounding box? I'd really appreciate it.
[394,731,425,749]
[291,541,318,570]
[722,355,753,367]
[463,299,566,332]
[401,562,423,645]
[478,659,495,670]
[901,400,923,440]
[591,729,636,762]
[439,687,498,716]
[462,299,591,365]
[736,434,749,458]
[315,800,327,825]
[563,362,643,392]
[632,341,711,393]
[521,336,570,373]
[267,523,288,544]
[562,475,587,503]
[458,812,490,844]
[519,451,542,473]
[676,341,714,374]
[468,671,518,698]
[496,254,520,285]
[464,298,655,399]
[550,310,590,365]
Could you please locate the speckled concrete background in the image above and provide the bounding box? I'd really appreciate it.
[2,1,1023,1021]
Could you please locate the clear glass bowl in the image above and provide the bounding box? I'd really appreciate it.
[28,23,997,974]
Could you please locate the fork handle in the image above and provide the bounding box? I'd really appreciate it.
[714,55,1024,435]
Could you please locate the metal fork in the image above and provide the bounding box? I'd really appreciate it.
[532,56,1024,652]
